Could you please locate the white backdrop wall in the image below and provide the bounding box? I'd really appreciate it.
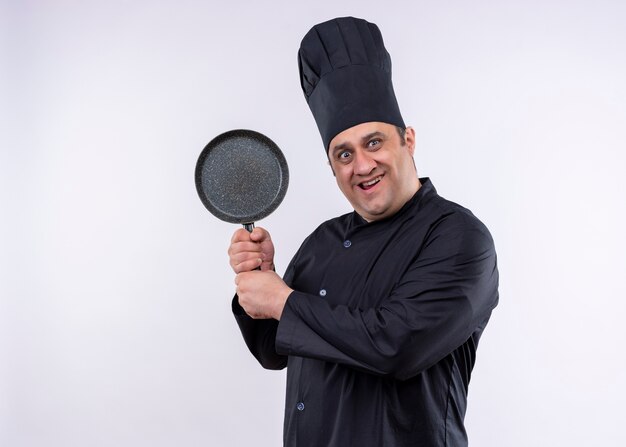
[2,0,625,446]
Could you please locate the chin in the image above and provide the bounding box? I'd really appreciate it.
[359,208,386,221]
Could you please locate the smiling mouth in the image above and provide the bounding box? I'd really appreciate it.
[358,175,383,190]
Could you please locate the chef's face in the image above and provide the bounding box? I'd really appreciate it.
[328,122,420,222]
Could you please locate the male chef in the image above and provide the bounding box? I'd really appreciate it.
[228,16,499,447]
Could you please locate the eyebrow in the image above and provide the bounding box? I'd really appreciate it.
[361,131,386,144]
[330,131,387,156]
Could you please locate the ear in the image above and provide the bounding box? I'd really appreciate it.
[404,126,416,156]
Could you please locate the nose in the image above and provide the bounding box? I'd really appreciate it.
[353,149,376,176]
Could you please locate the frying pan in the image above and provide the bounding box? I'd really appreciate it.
[195,129,289,233]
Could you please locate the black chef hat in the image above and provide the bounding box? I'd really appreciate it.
[298,16,405,152]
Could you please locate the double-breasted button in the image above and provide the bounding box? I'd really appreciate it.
[343,240,352,248]
[296,402,305,411]
[319,289,327,297]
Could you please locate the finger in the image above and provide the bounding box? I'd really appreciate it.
[232,251,265,265]
[233,257,263,273]
[250,227,271,243]
[235,271,251,285]
[229,241,263,255]
[231,254,263,272]
[228,243,262,267]
[231,228,252,243]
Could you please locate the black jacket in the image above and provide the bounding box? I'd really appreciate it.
[233,178,499,446]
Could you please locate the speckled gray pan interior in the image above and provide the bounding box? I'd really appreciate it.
[195,129,289,224]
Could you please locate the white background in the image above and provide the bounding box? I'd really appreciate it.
[2,0,625,446]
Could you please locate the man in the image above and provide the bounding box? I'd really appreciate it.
[228,17,499,447]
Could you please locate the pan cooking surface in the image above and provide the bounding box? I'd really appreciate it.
[195,130,288,224]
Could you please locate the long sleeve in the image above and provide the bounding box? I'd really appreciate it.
[232,297,287,370]
[230,238,310,370]
[275,213,499,380]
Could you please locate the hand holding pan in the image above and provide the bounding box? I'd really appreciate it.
[195,129,289,234]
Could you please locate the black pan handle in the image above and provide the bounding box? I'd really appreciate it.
[242,222,261,271]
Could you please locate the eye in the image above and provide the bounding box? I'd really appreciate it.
[338,150,351,161]
[367,139,381,148]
